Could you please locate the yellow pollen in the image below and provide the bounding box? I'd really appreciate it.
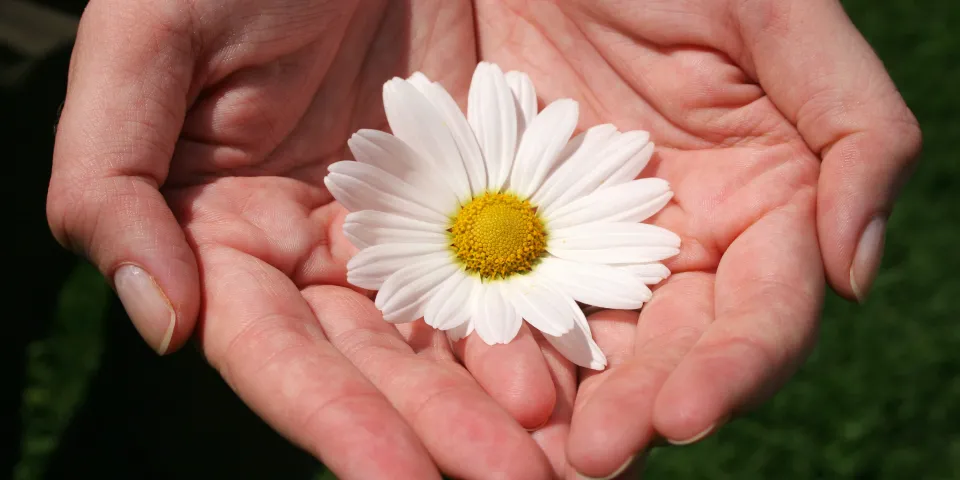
[449,192,547,280]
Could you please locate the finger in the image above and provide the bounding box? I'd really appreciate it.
[567,309,642,480]
[528,332,577,478]
[195,246,439,479]
[737,0,922,301]
[452,325,557,429]
[303,286,555,480]
[45,1,199,353]
[653,193,823,442]
[567,288,712,479]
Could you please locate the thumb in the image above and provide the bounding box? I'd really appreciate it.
[737,0,922,302]
[47,1,200,353]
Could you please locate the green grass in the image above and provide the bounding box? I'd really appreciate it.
[14,265,109,480]
[13,0,960,478]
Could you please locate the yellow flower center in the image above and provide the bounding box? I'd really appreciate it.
[449,192,547,280]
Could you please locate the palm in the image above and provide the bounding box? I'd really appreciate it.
[475,1,827,475]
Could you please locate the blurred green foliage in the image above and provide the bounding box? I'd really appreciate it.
[14,265,109,480]
[12,0,960,478]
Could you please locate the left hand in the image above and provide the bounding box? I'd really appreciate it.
[472,0,921,477]
[46,1,557,477]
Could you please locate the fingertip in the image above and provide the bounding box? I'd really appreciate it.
[651,345,756,443]
[573,450,644,480]
[849,215,888,303]
[457,327,557,429]
[652,377,721,445]
[112,258,199,355]
[113,263,176,354]
[816,121,921,303]
[500,360,557,431]
[567,366,655,477]
[666,421,722,446]
[568,424,637,479]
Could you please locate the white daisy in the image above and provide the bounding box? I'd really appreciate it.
[324,62,680,370]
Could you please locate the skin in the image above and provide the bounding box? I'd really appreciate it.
[46,0,920,478]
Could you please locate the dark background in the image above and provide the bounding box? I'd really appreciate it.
[2,0,958,479]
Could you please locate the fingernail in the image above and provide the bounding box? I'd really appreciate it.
[114,264,177,355]
[667,424,716,446]
[524,415,552,432]
[667,414,728,446]
[850,216,887,303]
[576,454,636,480]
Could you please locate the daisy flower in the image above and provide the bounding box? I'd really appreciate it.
[324,62,680,370]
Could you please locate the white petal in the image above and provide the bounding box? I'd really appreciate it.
[536,130,651,215]
[501,274,575,337]
[545,178,673,229]
[383,78,472,203]
[548,222,681,264]
[537,257,652,310]
[551,222,681,248]
[550,246,679,264]
[324,163,449,223]
[473,282,523,345]
[407,73,487,196]
[541,295,607,370]
[343,230,446,252]
[531,124,619,208]
[345,210,447,232]
[343,226,448,251]
[468,62,518,191]
[376,258,459,323]
[505,70,537,136]
[446,318,475,342]
[424,271,475,331]
[598,141,655,189]
[348,130,459,209]
[619,263,672,285]
[347,246,448,290]
[348,129,419,178]
[602,141,655,188]
[343,210,447,249]
[543,327,607,371]
[508,99,579,198]
[406,71,433,90]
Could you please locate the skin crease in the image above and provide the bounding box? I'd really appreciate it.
[45,0,921,478]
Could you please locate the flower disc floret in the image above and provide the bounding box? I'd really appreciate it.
[449,192,547,279]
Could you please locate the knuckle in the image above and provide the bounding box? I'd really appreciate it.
[713,334,781,374]
[45,175,91,252]
[897,114,923,161]
[79,0,201,61]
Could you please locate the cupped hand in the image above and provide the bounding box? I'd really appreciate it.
[475,0,921,477]
[46,0,558,478]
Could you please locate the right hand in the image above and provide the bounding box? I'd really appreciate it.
[46,0,555,477]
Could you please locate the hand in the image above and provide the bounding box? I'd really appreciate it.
[474,0,921,477]
[46,0,556,477]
